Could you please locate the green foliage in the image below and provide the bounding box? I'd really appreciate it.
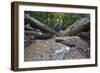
[25,11,82,29]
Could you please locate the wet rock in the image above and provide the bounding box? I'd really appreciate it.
[54,43,70,60]
[62,38,90,58]
[24,39,55,61]
[24,38,90,62]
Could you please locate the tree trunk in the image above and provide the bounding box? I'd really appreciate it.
[25,24,35,31]
[25,30,40,35]
[55,36,81,42]
[59,18,90,36]
[25,14,56,34]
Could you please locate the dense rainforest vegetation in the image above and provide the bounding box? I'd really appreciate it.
[25,11,82,29]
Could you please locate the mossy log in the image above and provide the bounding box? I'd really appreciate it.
[25,24,35,31]
[59,18,90,36]
[25,30,41,35]
[55,36,81,42]
[25,14,56,34]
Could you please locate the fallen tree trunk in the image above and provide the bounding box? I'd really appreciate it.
[25,30,41,35]
[59,18,90,36]
[55,36,81,42]
[25,30,54,39]
[25,24,35,31]
[25,14,56,34]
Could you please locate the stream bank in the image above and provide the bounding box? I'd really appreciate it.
[24,37,90,61]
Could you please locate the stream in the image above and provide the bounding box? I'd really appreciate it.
[54,43,71,60]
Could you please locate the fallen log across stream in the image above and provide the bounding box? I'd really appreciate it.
[56,36,81,41]
[25,14,56,34]
[58,18,90,36]
[24,14,90,61]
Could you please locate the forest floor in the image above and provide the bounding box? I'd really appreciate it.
[24,37,90,62]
